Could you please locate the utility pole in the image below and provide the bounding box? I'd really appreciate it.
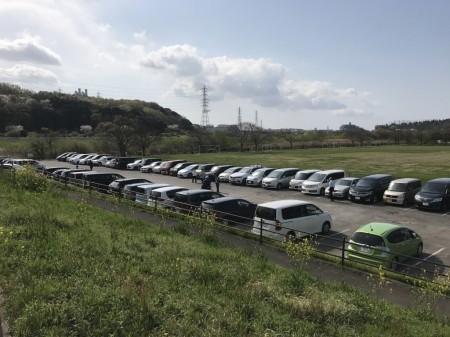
[201,86,209,127]
[238,107,242,127]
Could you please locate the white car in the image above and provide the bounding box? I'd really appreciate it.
[150,186,189,209]
[127,159,144,170]
[229,166,263,185]
[289,169,320,191]
[325,177,359,199]
[218,166,243,183]
[261,168,299,189]
[246,168,275,187]
[252,199,332,241]
[92,155,115,166]
[140,161,162,173]
[177,164,199,178]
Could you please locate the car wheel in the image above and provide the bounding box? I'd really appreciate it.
[187,173,192,178]
[440,201,448,212]
[285,231,296,243]
[390,257,399,271]
[320,187,325,196]
[322,221,331,234]
[370,194,378,204]
[276,183,282,190]
[416,243,423,257]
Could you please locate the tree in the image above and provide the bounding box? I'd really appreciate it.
[134,124,161,156]
[97,116,135,156]
[248,123,266,151]
[228,122,252,152]
[282,129,297,149]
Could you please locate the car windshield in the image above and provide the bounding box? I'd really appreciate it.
[184,164,197,170]
[421,182,446,194]
[267,170,282,178]
[251,169,265,177]
[225,167,241,173]
[240,167,253,174]
[255,206,276,221]
[355,179,376,188]
[351,232,385,247]
[336,179,352,187]
[308,173,327,182]
[388,182,407,192]
[295,172,312,180]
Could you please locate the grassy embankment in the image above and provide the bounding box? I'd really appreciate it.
[0,168,449,336]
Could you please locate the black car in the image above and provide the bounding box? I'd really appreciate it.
[82,172,125,193]
[348,174,394,204]
[173,189,224,212]
[201,197,257,225]
[205,164,235,178]
[108,178,152,195]
[415,178,450,211]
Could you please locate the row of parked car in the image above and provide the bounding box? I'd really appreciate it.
[49,162,425,271]
[0,154,431,272]
[56,152,450,212]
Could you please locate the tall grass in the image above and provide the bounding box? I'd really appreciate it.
[0,171,449,336]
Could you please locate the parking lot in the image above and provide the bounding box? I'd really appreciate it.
[43,160,450,276]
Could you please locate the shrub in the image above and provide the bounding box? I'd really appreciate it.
[14,165,48,192]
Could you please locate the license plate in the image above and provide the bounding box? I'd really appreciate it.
[423,202,429,206]
[355,196,360,200]
[361,247,370,253]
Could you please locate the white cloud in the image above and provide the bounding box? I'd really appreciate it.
[139,44,371,113]
[0,35,62,65]
[0,64,59,85]
[133,30,146,42]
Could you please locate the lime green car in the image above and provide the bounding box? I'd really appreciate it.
[346,222,423,270]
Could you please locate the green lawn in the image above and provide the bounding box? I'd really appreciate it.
[163,146,450,182]
[0,169,449,336]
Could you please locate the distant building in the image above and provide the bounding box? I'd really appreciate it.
[74,88,88,97]
[339,122,360,131]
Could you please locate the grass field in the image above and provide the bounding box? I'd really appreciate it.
[0,168,449,336]
[162,146,450,183]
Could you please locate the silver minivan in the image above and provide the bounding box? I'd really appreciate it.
[261,168,299,189]
[301,169,345,195]
[383,178,422,206]
[289,169,320,191]
[252,199,332,241]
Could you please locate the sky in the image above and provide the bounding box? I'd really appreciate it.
[0,0,449,131]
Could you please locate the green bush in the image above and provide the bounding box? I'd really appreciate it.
[14,166,48,192]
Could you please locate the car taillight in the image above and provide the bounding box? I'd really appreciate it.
[275,220,282,231]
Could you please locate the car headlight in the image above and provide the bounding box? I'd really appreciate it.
[415,194,421,201]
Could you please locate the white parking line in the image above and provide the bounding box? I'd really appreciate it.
[411,248,446,269]
[329,229,350,237]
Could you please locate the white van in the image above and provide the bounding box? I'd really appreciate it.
[134,183,171,204]
[289,169,320,191]
[301,169,345,195]
[261,168,299,189]
[252,199,332,241]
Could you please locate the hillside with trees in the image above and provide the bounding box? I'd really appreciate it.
[0,82,449,158]
[0,83,193,136]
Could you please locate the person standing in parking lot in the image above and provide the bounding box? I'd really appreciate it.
[215,175,221,193]
[328,178,336,201]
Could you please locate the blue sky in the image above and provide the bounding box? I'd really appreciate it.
[0,0,449,130]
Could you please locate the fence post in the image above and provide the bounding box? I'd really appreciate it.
[341,237,346,266]
[259,217,263,244]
